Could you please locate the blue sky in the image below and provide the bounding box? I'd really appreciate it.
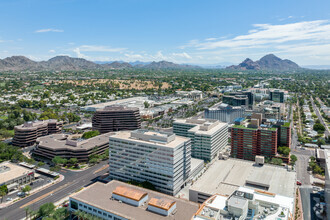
[1,0,330,65]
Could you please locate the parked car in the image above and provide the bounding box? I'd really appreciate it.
[297,180,302,186]
[17,192,26,197]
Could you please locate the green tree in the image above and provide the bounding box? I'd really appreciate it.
[37,161,45,167]
[290,155,298,166]
[69,158,78,166]
[313,123,325,133]
[82,130,100,139]
[271,158,283,166]
[52,207,69,220]
[22,185,32,194]
[144,101,150,108]
[37,202,56,218]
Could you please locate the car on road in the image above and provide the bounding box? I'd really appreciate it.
[297,180,302,185]
[6,198,13,201]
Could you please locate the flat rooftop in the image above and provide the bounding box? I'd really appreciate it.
[0,162,34,184]
[70,180,199,220]
[110,130,190,149]
[83,96,146,110]
[190,158,296,198]
[175,118,228,135]
[37,132,114,151]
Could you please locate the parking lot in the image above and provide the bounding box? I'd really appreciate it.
[3,173,55,202]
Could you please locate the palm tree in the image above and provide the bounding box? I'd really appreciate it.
[0,190,6,203]
[24,207,31,220]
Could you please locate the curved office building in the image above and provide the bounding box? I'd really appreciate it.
[92,105,141,134]
[12,120,63,147]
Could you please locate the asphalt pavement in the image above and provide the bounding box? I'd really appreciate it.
[300,186,313,220]
[0,161,109,220]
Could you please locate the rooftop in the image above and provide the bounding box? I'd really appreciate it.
[112,185,147,201]
[0,162,34,184]
[110,130,190,149]
[148,197,176,211]
[36,132,114,151]
[70,180,199,220]
[190,158,296,198]
[175,118,228,135]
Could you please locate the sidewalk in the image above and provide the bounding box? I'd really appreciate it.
[294,188,304,220]
[0,174,65,209]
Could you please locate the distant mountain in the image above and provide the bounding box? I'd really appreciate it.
[0,56,200,71]
[0,56,40,71]
[101,61,132,69]
[40,56,99,71]
[302,65,330,70]
[226,54,301,71]
[129,61,151,66]
[141,61,200,69]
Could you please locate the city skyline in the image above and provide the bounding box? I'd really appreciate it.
[0,0,330,65]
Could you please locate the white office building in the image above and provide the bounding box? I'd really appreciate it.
[108,129,191,195]
[204,103,245,124]
[173,118,228,161]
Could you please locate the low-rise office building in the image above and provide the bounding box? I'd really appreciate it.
[12,120,63,147]
[0,162,35,191]
[108,129,191,195]
[189,158,296,205]
[173,118,228,161]
[33,132,114,162]
[69,180,199,220]
[192,188,294,220]
[92,105,141,134]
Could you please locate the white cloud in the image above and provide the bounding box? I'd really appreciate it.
[177,20,330,65]
[172,52,192,59]
[35,28,64,33]
[48,49,56,53]
[186,20,330,50]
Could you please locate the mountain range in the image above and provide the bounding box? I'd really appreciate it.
[226,54,301,71]
[0,54,304,72]
[0,56,201,71]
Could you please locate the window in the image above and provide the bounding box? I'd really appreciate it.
[70,201,78,210]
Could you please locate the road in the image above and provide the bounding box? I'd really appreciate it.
[300,186,313,220]
[292,128,314,185]
[0,161,109,220]
[310,98,329,138]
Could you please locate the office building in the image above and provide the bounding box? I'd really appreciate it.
[175,90,203,100]
[0,162,35,192]
[33,132,114,162]
[270,89,285,103]
[189,158,296,204]
[108,129,191,195]
[173,118,228,161]
[204,103,245,124]
[69,180,199,220]
[92,105,141,134]
[192,188,294,220]
[222,95,248,107]
[324,150,330,218]
[231,117,278,161]
[12,120,63,147]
